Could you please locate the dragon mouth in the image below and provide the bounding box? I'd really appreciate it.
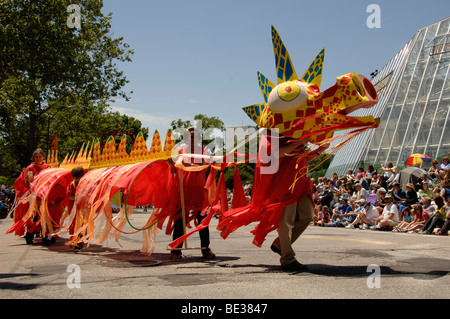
[339,74,378,116]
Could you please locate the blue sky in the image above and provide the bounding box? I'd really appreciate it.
[101,0,449,137]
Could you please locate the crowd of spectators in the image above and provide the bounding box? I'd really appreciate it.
[0,184,15,219]
[312,157,450,236]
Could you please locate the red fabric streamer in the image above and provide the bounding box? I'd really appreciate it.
[218,132,314,247]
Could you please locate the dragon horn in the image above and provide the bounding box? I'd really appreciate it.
[271,25,298,84]
[300,47,325,89]
[257,71,275,104]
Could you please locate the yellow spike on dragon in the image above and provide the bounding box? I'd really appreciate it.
[243,26,380,143]
[58,129,176,170]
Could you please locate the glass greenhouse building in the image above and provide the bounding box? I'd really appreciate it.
[326,17,450,177]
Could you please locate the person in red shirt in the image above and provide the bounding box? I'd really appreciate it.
[219,131,326,272]
[12,148,50,243]
[20,148,50,187]
[170,127,215,259]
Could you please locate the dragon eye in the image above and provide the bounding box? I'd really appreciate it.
[267,81,308,111]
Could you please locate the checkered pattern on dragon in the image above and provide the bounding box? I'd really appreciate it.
[243,26,380,143]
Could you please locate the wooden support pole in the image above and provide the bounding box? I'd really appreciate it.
[168,167,205,251]
[178,167,188,249]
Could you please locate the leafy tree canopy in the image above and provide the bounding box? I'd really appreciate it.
[0,0,145,175]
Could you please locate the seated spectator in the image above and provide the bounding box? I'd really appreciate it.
[315,177,323,191]
[346,200,380,229]
[345,181,355,196]
[386,167,399,187]
[355,173,370,190]
[357,167,366,177]
[375,187,387,213]
[371,193,399,230]
[402,183,419,208]
[398,206,414,226]
[397,206,416,232]
[313,204,322,225]
[420,196,446,234]
[326,195,356,227]
[0,198,9,219]
[330,172,338,187]
[354,183,368,201]
[319,184,335,209]
[415,173,434,190]
[422,197,436,216]
[398,204,429,233]
[418,181,434,203]
[438,157,450,180]
[366,164,376,178]
[371,170,378,183]
[428,160,442,181]
[436,197,450,235]
[381,162,397,181]
[316,205,331,226]
[391,182,405,211]
[377,175,388,191]
[346,169,354,179]
[370,182,380,195]
[439,180,450,201]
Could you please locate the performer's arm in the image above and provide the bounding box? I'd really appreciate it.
[278,139,307,159]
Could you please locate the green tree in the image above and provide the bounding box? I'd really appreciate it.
[0,0,134,173]
[170,114,225,152]
[47,104,149,161]
[170,114,225,140]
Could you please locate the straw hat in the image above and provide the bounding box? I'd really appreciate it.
[406,183,415,189]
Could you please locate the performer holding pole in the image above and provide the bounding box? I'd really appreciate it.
[170,127,215,259]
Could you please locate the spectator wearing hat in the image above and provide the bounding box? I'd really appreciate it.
[370,182,380,194]
[371,193,399,230]
[326,195,355,227]
[402,183,419,208]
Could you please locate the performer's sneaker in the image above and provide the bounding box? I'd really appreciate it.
[281,260,308,272]
[270,244,281,255]
[42,236,52,246]
[170,251,183,259]
[202,249,216,260]
[74,242,84,252]
[25,232,34,245]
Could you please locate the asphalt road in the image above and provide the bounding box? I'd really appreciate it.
[1,208,449,307]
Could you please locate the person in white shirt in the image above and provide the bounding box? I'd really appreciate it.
[354,183,368,201]
[438,157,450,180]
[371,193,399,229]
[346,200,380,229]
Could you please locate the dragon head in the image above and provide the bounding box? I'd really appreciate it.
[243,26,380,143]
